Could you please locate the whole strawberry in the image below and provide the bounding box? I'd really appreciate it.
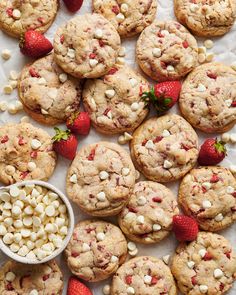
[198,138,227,166]
[19,30,53,58]
[63,0,84,12]
[52,127,78,160]
[66,112,91,136]
[142,81,182,114]
[173,215,199,242]
[67,277,93,295]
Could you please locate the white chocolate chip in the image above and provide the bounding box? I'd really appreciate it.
[38,77,46,85]
[125,212,136,221]
[131,102,139,111]
[24,205,34,215]
[221,133,230,143]
[99,171,109,180]
[225,99,233,107]
[163,160,172,169]
[187,261,195,269]
[118,135,126,145]
[230,134,236,143]
[9,70,19,81]
[31,139,41,149]
[45,205,55,217]
[33,216,41,227]
[197,83,206,92]
[122,167,130,176]
[167,65,175,72]
[202,200,212,209]
[226,186,234,194]
[190,3,199,12]
[28,162,36,172]
[129,78,138,87]
[1,49,11,60]
[20,116,30,123]
[127,287,135,294]
[89,59,99,67]
[121,3,129,12]
[161,30,169,36]
[162,129,170,137]
[111,255,118,263]
[213,268,223,279]
[9,80,18,89]
[117,57,125,65]
[152,48,161,57]
[13,220,23,229]
[103,285,111,295]
[136,215,145,224]
[145,140,154,149]
[3,85,13,94]
[128,242,137,251]
[116,13,125,22]
[204,40,214,49]
[144,275,152,284]
[97,192,106,202]
[48,89,58,99]
[82,242,91,252]
[206,53,214,62]
[198,47,206,55]
[215,213,224,222]
[129,248,138,257]
[12,205,21,216]
[198,53,206,64]
[5,272,16,282]
[29,290,39,295]
[59,73,68,83]
[230,165,236,174]
[94,29,103,39]
[10,186,20,197]
[118,47,126,57]
[70,174,77,184]
[96,232,105,241]
[162,255,170,264]
[153,224,161,231]
[202,182,211,190]
[107,110,112,119]
[3,233,14,244]
[231,61,236,71]
[199,285,208,294]
[23,216,33,227]
[12,9,21,19]
[67,48,75,58]
[137,196,147,206]
[41,108,49,115]
[199,248,207,257]
[0,100,8,111]
[105,89,115,98]
[21,229,31,238]
[10,243,20,253]
[0,225,7,235]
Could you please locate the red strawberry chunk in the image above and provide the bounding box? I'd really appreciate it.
[139,85,143,96]
[37,17,44,24]
[128,207,138,213]
[142,139,148,146]
[182,41,189,48]
[202,186,207,193]
[99,40,104,47]
[181,143,191,151]
[107,67,118,75]
[18,136,26,146]
[191,276,197,286]
[42,274,50,281]
[72,252,79,257]
[30,151,38,159]
[219,283,224,291]
[112,5,120,14]
[207,71,217,79]
[231,101,236,107]
[231,206,236,211]
[232,192,236,198]
[29,68,40,78]
[225,251,231,259]
[125,275,132,285]
[203,252,213,261]
[160,61,167,69]
[210,174,220,183]
[157,31,164,38]
[6,283,14,291]
[20,171,29,179]
[6,8,13,17]
[60,35,65,44]
[1,135,9,143]
[103,108,111,116]
[151,276,158,285]
[89,53,96,59]
[87,149,95,161]
[153,136,163,143]
[152,197,162,203]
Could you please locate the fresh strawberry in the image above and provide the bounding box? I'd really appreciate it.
[63,0,84,12]
[142,81,181,114]
[67,277,93,295]
[198,138,227,166]
[52,127,78,160]
[19,30,53,58]
[66,112,91,136]
[173,215,199,242]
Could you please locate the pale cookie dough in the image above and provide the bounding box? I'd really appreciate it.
[179,166,236,232]
[130,114,199,183]
[0,123,57,185]
[92,0,157,38]
[82,64,149,135]
[53,13,121,79]
[174,0,236,37]
[65,220,128,282]
[18,54,81,126]
[66,142,136,216]
[0,260,63,294]
[118,181,179,244]
[179,63,236,133]
[171,232,236,295]
[136,20,198,82]
[111,256,177,295]
[0,0,59,38]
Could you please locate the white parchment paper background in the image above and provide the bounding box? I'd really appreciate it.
[0,1,236,294]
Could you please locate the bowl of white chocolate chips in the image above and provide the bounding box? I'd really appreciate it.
[0,180,75,264]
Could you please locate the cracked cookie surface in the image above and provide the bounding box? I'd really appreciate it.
[179,166,236,232]
[92,0,157,38]
[0,123,57,185]
[18,54,81,126]
[130,114,199,183]
[171,232,236,295]
[66,141,135,216]
[118,181,179,244]
[53,13,121,79]
[179,63,236,133]
[111,256,177,295]
[174,0,236,37]
[65,220,127,282]
[0,0,58,38]
[0,260,63,294]
[136,20,198,82]
[82,64,149,135]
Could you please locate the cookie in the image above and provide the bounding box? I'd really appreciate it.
[66,142,136,216]
[53,13,121,79]
[111,256,177,295]
[0,0,58,38]
[65,220,127,282]
[82,64,149,135]
[174,0,236,37]
[171,232,236,295]
[18,54,81,126]
[0,123,57,185]
[0,260,63,294]
[136,20,198,82]
[130,114,199,183]
[118,181,179,244]
[179,166,236,232]
[179,63,236,133]
[92,0,157,38]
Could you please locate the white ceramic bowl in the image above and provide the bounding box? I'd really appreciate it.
[0,180,75,264]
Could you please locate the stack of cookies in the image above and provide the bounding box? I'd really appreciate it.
[0,1,236,295]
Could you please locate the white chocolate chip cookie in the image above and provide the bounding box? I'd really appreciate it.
[0,0,59,38]
[53,13,121,79]
[111,256,177,295]
[82,64,149,135]
[0,260,63,294]
[118,181,179,244]
[0,123,57,185]
[65,220,127,282]
[130,114,199,183]
[179,166,236,232]
[171,232,236,295]
[179,63,236,133]
[174,0,236,37]
[136,20,198,82]
[92,0,157,38]
[66,142,135,216]
[18,54,81,126]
